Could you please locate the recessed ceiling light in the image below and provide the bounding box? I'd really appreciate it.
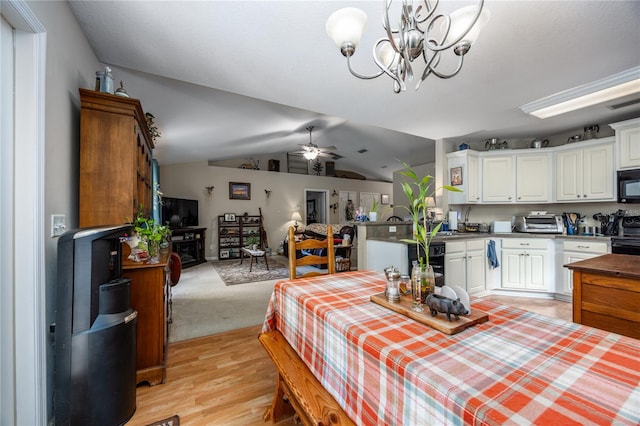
[520,66,640,119]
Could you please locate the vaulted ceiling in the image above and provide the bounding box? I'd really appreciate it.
[68,1,640,181]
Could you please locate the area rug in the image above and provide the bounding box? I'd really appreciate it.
[211,256,290,285]
[146,415,179,426]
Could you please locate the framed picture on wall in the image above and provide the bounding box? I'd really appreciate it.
[381,194,390,205]
[224,213,236,222]
[229,182,251,200]
[450,167,463,186]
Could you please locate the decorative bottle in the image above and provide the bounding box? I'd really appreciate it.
[411,260,423,312]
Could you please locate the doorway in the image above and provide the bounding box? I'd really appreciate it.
[304,189,328,225]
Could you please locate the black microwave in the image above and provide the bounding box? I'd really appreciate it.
[618,169,640,203]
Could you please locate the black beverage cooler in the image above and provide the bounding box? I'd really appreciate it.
[54,225,137,426]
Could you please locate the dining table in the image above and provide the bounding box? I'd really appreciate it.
[261,270,640,425]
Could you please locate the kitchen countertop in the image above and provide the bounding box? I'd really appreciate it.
[564,253,640,279]
[367,233,614,244]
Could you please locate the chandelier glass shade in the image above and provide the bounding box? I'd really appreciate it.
[326,0,490,93]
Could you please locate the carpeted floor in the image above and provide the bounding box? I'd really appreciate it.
[169,259,284,342]
[211,256,290,285]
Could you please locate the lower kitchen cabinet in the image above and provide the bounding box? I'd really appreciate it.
[445,239,486,295]
[559,240,608,301]
[501,238,550,291]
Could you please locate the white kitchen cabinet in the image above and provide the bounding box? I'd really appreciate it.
[482,155,514,202]
[555,138,615,202]
[559,240,608,301]
[610,117,640,169]
[516,153,551,202]
[366,240,408,274]
[481,152,550,203]
[501,238,549,291]
[446,150,481,204]
[445,239,486,295]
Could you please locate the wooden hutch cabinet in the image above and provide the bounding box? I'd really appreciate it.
[79,88,154,227]
[122,250,170,386]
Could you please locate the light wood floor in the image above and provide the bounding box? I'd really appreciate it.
[128,297,571,426]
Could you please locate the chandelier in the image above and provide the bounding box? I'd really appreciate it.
[325,0,490,93]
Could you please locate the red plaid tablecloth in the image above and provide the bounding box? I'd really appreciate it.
[262,270,640,425]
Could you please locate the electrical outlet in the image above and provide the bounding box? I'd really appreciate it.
[51,214,67,237]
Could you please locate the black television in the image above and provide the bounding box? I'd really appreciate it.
[162,197,199,229]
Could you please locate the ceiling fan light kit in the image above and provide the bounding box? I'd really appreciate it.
[298,126,338,161]
[326,0,490,93]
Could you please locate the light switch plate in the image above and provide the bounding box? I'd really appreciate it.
[51,214,67,237]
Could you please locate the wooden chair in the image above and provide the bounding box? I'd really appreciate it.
[288,225,336,279]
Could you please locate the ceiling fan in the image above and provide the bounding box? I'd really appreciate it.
[294,126,338,160]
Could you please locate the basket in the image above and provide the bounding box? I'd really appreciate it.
[335,257,351,272]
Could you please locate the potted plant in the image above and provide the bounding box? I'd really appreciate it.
[246,235,259,250]
[398,161,461,302]
[368,198,392,221]
[128,208,172,261]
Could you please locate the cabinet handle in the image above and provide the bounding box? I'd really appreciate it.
[508,197,512,200]
[520,243,530,246]
[577,195,581,198]
[583,194,587,198]
[577,245,590,249]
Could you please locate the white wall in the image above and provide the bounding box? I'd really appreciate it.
[160,162,393,258]
[25,0,102,420]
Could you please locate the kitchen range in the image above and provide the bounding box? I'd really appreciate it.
[611,216,640,255]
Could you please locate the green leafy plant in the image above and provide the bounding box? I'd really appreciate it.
[127,207,172,254]
[398,160,461,269]
[368,197,392,221]
[246,235,259,247]
[145,112,161,142]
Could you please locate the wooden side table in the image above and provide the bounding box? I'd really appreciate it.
[240,247,270,272]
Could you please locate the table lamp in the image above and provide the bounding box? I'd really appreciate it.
[291,211,303,231]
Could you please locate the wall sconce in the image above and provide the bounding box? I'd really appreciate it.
[205,186,215,195]
[264,189,272,198]
[291,211,303,232]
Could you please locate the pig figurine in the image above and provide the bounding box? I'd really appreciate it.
[425,294,469,321]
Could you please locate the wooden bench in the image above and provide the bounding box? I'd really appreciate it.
[258,330,355,426]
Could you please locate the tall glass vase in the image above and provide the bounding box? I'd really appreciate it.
[420,264,436,303]
[147,238,160,263]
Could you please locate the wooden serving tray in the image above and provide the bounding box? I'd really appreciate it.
[370,293,489,335]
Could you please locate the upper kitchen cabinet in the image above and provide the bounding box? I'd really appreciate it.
[516,153,552,202]
[555,138,614,202]
[482,155,514,203]
[481,152,551,203]
[447,150,481,204]
[79,89,154,227]
[610,118,640,170]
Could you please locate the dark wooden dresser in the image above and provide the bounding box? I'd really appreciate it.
[565,254,640,340]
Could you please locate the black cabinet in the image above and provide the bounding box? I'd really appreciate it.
[171,227,207,268]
